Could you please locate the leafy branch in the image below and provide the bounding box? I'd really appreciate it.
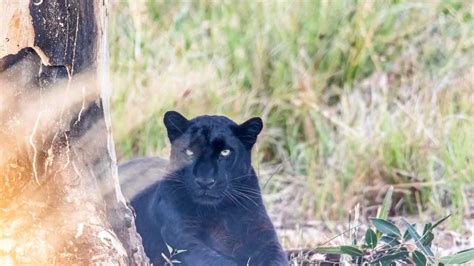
[161,243,186,266]
[292,187,474,265]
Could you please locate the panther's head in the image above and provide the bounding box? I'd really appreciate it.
[163,111,262,206]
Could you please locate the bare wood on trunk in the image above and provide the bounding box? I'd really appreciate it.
[0,0,148,264]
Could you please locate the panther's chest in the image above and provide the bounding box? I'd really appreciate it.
[198,217,245,257]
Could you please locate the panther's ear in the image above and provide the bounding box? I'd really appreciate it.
[234,117,263,149]
[163,111,189,142]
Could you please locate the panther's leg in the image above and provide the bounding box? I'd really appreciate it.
[244,240,288,266]
[234,217,288,266]
[160,225,238,266]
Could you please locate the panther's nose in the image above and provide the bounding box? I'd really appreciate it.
[195,178,216,189]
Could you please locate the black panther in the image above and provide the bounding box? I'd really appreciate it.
[128,111,288,265]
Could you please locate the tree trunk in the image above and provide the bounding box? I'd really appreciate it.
[0,0,148,264]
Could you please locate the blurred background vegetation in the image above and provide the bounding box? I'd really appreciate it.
[109,0,473,230]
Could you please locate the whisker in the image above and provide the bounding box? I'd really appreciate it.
[233,184,260,191]
[231,189,259,207]
[168,185,186,197]
[165,180,184,185]
[234,188,261,197]
[232,185,261,195]
[224,191,250,211]
[231,174,254,180]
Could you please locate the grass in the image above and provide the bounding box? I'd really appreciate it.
[109,0,474,227]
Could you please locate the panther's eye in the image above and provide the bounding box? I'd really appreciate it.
[220,149,231,157]
[185,149,194,157]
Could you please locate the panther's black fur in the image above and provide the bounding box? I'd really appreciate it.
[130,111,287,265]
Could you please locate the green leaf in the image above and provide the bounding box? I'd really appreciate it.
[314,246,343,254]
[403,227,414,241]
[175,249,187,254]
[377,186,393,220]
[166,243,173,255]
[422,223,432,236]
[412,250,427,266]
[315,246,363,257]
[439,248,474,264]
[340,246,364,256]
[365,229,378,248]
[371,251,408,264]
[402,219,434,262]
[380,235,401,247]
[432,214,451,230]
[371,218,401,237]
[421,232,434,247]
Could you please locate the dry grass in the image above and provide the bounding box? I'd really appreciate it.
[109,0,474,231]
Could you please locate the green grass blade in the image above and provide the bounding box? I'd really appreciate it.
[377,186,393,220]
[432,214,452,230]
[315,246,363,257]
[314,246,342,254]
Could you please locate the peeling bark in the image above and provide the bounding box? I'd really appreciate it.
[0,0,148,265]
